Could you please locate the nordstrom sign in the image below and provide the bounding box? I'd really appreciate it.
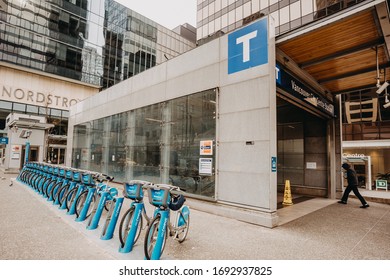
[1,85,80,109]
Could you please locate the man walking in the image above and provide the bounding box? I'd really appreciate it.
[339,163,370,208]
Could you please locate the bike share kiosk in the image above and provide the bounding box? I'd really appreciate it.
[4,113,53,172]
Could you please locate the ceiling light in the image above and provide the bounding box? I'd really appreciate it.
[376,81,389,94]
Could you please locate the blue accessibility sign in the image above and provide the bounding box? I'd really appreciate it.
[0,137,8,144]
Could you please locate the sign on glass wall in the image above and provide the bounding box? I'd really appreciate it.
[200,140,213,156]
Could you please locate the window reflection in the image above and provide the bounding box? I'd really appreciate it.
[72,89,217,198]
[196,0,364,40]
[0,0,194,88]
[342,88,390,140]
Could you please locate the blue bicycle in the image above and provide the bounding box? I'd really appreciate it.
[118,180,154,253]
[143,184,190,260]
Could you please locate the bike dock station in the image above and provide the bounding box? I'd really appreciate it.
[100,195,124,240]
[15,162,190,260]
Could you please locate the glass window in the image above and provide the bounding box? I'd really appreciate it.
[39,107,49,115]
[26,105,38,114]
[89,119,104,172]
[168,89,216,197]
[0,101,12,110]
[301,0,314,16]
[279,6,290,25]
[72,89,217,198]
[131,104,163,182]
[290,1,301,21]
[62,110,70,118]
[13,103,26,113]
[50,109,62,117]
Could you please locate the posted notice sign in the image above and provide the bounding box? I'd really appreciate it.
[200,140,213,156]
[199,158,213,176]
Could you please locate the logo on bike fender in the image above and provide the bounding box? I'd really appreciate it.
[178,206,190,227]
[98,194,107,208]
[161,218,168,238]
[113,199,124,218]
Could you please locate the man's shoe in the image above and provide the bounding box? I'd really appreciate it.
[360,204,370,208]
[338,200,347,204]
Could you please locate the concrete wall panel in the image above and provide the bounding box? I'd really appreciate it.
[166,63,220,100]
[218,109,271,142]
[219,77,270,114]
[167,40,220,80]
[218,140,271,174]
[218,171,271,208]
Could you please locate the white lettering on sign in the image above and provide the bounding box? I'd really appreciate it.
[291,80,334,115]
[343,153,366,158]
[1,85,80,109]
[292,80,310,98]
[236,31,258,62]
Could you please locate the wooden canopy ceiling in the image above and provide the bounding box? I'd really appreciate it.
[277,7,390,95]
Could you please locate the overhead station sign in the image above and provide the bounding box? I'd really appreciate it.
[228,18,268,74]
[276,64,334,117]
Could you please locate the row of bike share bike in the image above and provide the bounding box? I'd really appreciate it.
[17,162,190,260]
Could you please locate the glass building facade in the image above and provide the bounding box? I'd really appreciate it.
[342,88,390,140]
[0,0,195,89]
[0,0,195,163]
[72,89,217,197]
[341,88,390,189]
[196,0,365,42]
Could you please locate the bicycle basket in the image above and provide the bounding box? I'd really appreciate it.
[169,194,186,211]
[82,173,94,185]
[59,168,65,177]
[147,188,171,208]
[72,172,81,182]
[123,183,144,201]
[65,169,73,180]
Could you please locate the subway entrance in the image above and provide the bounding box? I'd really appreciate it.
[277,97,329,202]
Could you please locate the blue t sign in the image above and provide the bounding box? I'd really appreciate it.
[228,18,268,74]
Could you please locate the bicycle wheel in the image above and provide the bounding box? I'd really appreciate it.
[75,190,95,218]
[65,188,78,211]
[43,179,55,197]
[50,181,62,201]
[176,210,190,243]
[56,184,69,205]
[119,207,143,247]
[144,214,167,260]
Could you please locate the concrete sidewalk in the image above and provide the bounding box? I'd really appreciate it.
[0,171,389,260]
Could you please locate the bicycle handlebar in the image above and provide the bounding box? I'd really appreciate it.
[128,180,154,187]
[145,183,186,194]
[94,173,114,183]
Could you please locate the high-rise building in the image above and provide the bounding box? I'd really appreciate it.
[195,0,390,197]
[0,0,195,169]
[196,0,369,43]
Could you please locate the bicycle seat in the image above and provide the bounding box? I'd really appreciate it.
[169,194,186,211]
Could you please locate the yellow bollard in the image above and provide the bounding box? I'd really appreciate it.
[282,179,293,206]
